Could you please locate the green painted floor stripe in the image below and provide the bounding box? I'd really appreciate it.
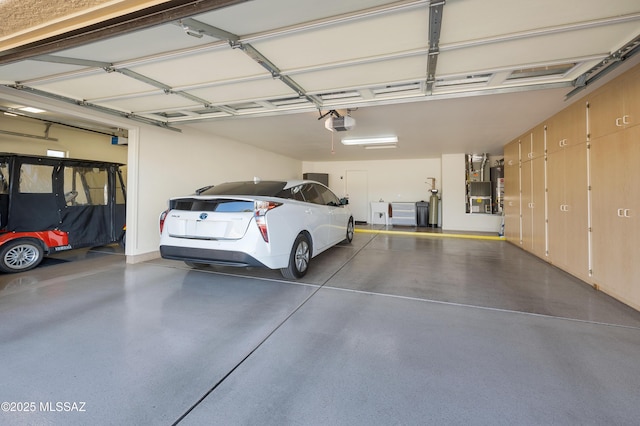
[355,228,505,241]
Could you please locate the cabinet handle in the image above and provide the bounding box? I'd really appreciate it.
[559,139,567,147]
[616,117,623,127]
[624,209,632,218]
[529,203,534,208]
[617,208,625,217]
[623,115,630,125]
[528,152,533,159]
[508,160,514,166]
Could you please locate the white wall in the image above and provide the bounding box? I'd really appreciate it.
[129,125,302,260]
[304,155,503,233]
[303,158,441,201]
[441,153,502,233]
[303,158,442,222]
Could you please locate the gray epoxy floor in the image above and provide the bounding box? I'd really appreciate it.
[1,229,640,425]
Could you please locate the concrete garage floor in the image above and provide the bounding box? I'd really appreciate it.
[1,228,640,425]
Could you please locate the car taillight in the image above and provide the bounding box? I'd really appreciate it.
[159,209,169,233]
[254,201,282,242]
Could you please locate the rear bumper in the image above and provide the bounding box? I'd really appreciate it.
[160,245,268,268]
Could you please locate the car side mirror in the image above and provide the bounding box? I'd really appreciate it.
[340,197,349,205]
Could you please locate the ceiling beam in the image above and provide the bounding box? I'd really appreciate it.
[566,34,640,99]
[426,0,445,95]
[30,54,112,69]
[3,84,182,132]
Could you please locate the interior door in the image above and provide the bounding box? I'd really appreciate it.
[345,170,368,223]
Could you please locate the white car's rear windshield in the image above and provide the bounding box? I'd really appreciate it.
[199,181,287,196]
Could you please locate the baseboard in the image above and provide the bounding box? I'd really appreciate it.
[126,250,160,264]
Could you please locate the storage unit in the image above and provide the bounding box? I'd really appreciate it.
[546,141,588,279]
[391,202,417,226]
[588,66,640,139]
[503,62,640,311]
[520,125,546,258]
[589,108,640,307]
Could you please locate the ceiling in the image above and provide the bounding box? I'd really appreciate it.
[1,0,639,161]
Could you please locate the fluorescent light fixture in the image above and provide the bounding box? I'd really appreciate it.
[341,136,398,146]
[47,149,66,158]
[19,106,46,113]
[364,144,397,150]
[3,112,18,117]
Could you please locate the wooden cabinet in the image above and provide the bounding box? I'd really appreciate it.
[590,125,640,308]
[588,66,640,139]
[547,101,587,155]
[546,142,589,280]
[503,139,520,243]
[519,125,546,257]
[502,63,640,311]
[520,126,545,161]
[521,156,546,257]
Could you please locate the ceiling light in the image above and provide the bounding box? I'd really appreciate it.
[341,136,398,146]
[364,144,397,150]
[3,112,18,117]
[19,107,46,113]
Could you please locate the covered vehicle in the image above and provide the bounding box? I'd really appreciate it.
[159,180,353,279]
[0,153,126,273]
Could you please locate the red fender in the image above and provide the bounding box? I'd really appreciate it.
[0,230,70,252]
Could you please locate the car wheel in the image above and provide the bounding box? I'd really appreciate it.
[0,240,44,273]
[281,233,310,279]
[345,217,354,243]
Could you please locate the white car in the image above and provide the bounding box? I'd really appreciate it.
[159,180,354,279]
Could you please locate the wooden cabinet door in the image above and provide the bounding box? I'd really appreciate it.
[546,149,566,265]
[503,140,520,243]
[521,160,532,249]
[531,156,546,257]
[590,126,639,307]
[547,143,588,278]
[530,124,545,160]
[589,79,624,139]
[564,101,587,147]
[547,102,587,155]
[589,65,640,139]
[563,143,589,281]
[518,132,533,161]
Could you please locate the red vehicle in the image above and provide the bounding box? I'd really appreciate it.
[0,153,126,273]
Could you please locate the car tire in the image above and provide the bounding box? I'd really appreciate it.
[0,239,44,273]
[344,217,354,243]
[281,233,310,279]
